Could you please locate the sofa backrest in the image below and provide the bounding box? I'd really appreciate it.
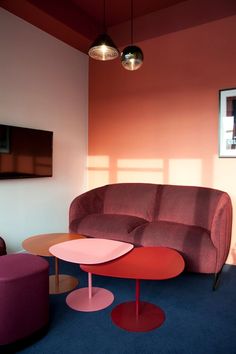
[103,183,157,221]
[154,185,225,231]
[79,183,229,232]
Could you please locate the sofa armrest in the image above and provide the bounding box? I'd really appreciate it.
[210,192,232,273]
[69,185,107,233]
[0,237,7,256]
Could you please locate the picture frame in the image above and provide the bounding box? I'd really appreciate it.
[219,88,236,157]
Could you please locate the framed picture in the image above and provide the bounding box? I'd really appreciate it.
[219,88,236,157]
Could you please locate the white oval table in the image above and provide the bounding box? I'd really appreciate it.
[49,238,133,312]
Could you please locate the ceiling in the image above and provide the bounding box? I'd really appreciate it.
[71,0,187,27]
[1,0,236,55]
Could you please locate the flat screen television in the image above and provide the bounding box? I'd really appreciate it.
[0,124,53,179]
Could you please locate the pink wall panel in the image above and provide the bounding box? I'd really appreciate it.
[89,14,236,264]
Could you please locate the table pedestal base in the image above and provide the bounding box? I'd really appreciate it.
[66,287,114,312]
[111,301,165,332]
[49,274,78,295]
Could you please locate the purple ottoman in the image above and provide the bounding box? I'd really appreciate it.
[0,253,49,346]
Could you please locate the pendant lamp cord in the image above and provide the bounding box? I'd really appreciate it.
[103,0,106,32]
[131,0,133,44]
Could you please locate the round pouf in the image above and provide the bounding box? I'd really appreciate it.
[0,253,49,347]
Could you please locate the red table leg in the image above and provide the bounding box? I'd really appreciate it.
[111,279,165,332]
[136,279,140,318]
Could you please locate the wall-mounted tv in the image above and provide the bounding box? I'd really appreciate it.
[0,124,53,179]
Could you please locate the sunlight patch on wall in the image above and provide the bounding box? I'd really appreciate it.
[117,171,163,183]
[87,155,110,189]
[117,158,163,183]
[169,159,202,185]
[212,154,236,265]
[87,155,109,168]
[117,159,163,169]
[213,154,236,192]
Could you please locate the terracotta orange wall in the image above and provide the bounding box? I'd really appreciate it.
[88,14,236,264]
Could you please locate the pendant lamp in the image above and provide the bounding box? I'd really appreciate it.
[88,0,119,61]
[121,0,143,71]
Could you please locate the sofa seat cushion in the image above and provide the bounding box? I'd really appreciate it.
[133,221,216,273]
[74,213,148,243]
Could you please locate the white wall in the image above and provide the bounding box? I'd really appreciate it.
[0,9,88,253]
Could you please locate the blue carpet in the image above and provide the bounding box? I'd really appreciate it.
[17,259,236,354]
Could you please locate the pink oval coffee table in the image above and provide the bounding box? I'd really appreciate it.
[81,246,185,331]
[49,238,133,312]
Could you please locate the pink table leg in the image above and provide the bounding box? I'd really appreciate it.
[111,279,166,332]
[66,272,114,312]
[88,272,92,299]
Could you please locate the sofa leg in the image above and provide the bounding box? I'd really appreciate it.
[212,268,223,291]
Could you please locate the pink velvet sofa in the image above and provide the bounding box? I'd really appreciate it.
[69,183,232,288]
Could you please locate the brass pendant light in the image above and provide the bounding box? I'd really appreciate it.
[88,0,119,61]
[121,0,144,70]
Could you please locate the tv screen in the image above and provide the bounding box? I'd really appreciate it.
[0,124,53,179]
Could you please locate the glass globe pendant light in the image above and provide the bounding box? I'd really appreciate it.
[121,0,144,71]
[88,0,119,61]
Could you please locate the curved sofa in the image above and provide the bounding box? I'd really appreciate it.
[69,183,232,282]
